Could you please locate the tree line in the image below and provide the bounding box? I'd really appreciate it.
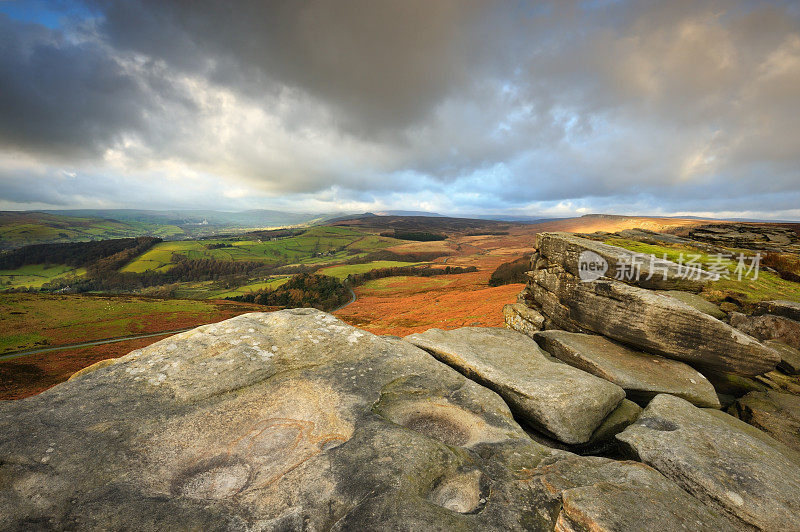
[380,231,447,241]
[346,265,477,287]
[0,237,161,269]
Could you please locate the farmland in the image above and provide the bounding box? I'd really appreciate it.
[120,226,397,273]
[0,211,184,249]
[318,260,425,279]
[0,264,86,289]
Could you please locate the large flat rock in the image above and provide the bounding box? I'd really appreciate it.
[536,232,714,291]
[405,327,625,444]
[0,310,565,530]
[534,330,720,407]
[617,394,800,530]
[0,311,731,530]
[528,266,780,375]
[528,456,744,531]
[656,289,726,318]
[733,390,800,453]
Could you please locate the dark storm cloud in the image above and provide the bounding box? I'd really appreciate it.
[0,1,799,217]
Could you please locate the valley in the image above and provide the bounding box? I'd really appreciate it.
[2,210,799,400]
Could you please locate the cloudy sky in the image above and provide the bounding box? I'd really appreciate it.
[1,0,799,219]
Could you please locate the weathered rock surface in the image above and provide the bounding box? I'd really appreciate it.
[686,223,799,251]
[765,340,800,375]
[524,399,643,455]
[733,391,800,454]
[656,289,726,318]
[1,310,743,531]
[703,408,800,465]
[405,327,625,444]
[731,311,800,350]
[617,228,695,246]
[1,310,572,530]
[529,456,744,531]
[755,299,800,322]
[534,330,720,407]
[535,232,714,291]
[617,394,800,530]
[527,265,779,375]
[502,302,543,338]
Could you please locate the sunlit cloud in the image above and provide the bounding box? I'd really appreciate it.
[0,1,798,219]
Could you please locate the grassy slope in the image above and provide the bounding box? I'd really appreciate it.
[0,293,262,354]
[0,212,184,248]
[0,264,87,289]
[605,237,800,303]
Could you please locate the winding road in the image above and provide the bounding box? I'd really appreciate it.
[0,328,195,361]
[1,288,358,362]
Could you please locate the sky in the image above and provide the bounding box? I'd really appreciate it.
[1,0,799,219]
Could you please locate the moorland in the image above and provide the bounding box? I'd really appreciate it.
[3,210,799,399]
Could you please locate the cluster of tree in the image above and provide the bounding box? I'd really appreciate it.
[346,265,477,287]
[379,231,447,241]
[229,273,350,311]
[488,256,531,286]
[204,242,233,249]
[0,237,161,269]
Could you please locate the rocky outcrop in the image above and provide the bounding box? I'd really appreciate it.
[617,394,800,530]
[731,311,800,350]
[686,223,799,251]
[733,391,800,453]
[656,289,726,318]
[2,310,760,531]
[502,302,543,338]
[405,327,624,444]
[534,232,714,291]
[520,233,782,376]
[2,310,570,530]
[525,263,779,375]
[534,330,720,407]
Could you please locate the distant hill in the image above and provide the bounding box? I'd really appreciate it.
[41,209,330,228]
[0,212,184,250]
[0,209,340,249]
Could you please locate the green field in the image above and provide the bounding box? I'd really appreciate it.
[0,264,86,289]
[318,261,425,279]
[121,226,397,272]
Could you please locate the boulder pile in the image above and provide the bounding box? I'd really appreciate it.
[1,233,799,530]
